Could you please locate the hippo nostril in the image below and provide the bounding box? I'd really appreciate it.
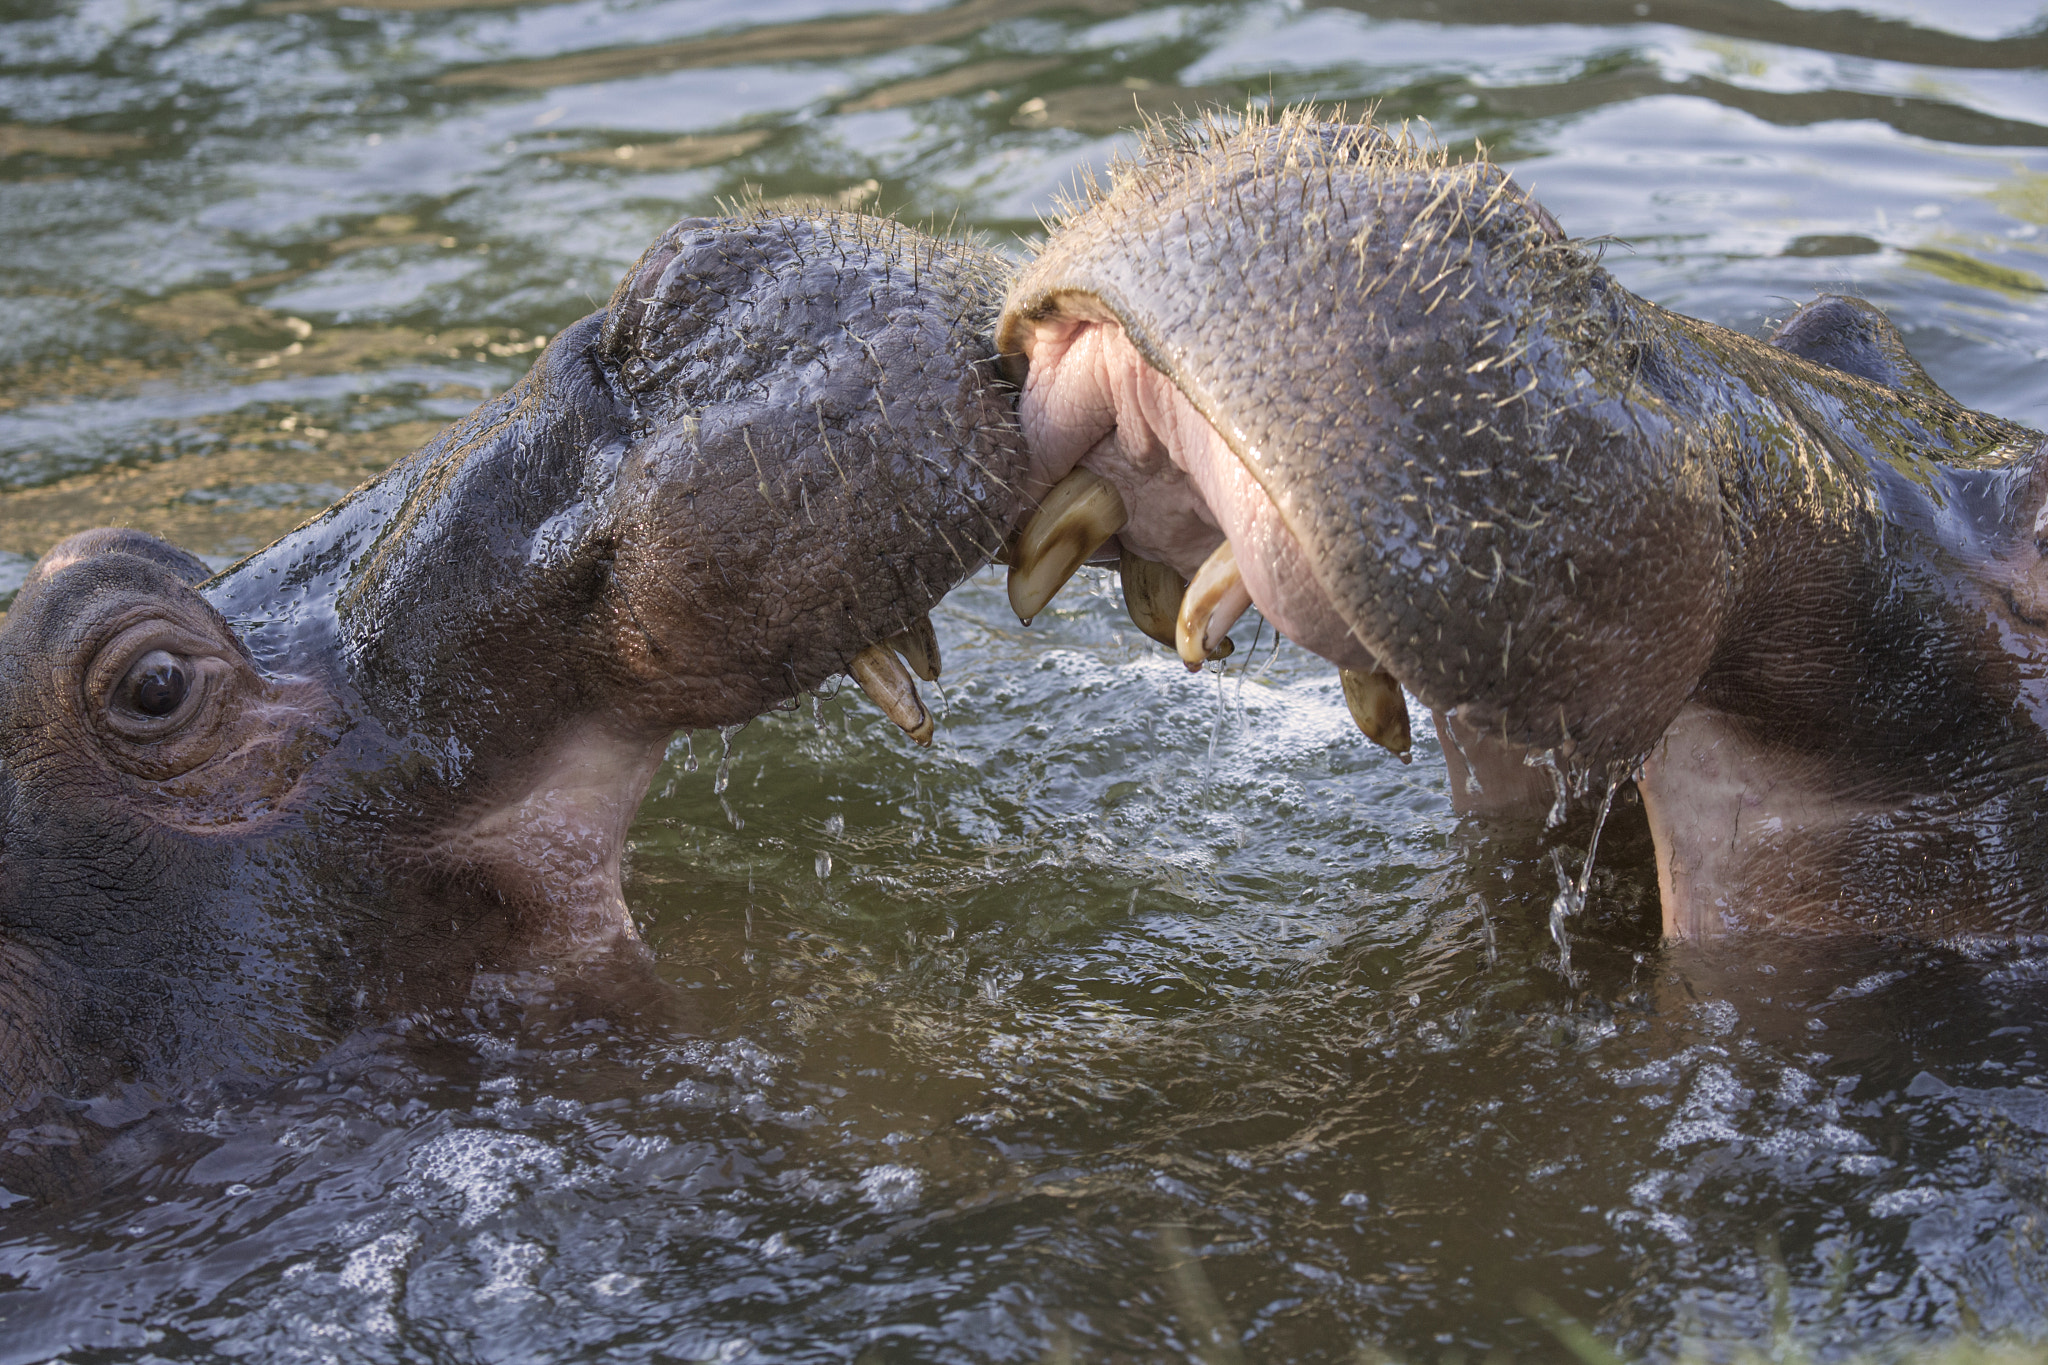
[126,650,191,718]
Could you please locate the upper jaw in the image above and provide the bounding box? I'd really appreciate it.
[998,291,1410,757]
[1010,297,1384,676]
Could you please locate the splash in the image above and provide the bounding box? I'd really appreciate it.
[1548,776,1620,983]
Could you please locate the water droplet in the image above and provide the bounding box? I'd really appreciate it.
[714,726,736,795]
[815,851,832,879]
[682,731,699,773]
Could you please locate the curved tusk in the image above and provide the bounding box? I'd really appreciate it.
[1118,548,1183,648]
[1340,667,1411,762]
[1176,539,1252,670]
[1120,548,1232,660]
[885,615,941,682]
[849,644,934,745]
[1007,468,1129,624]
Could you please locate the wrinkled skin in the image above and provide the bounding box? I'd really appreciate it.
[0,210,1023,1124]
[999,113,2048,941]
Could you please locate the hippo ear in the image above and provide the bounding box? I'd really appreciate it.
[1768,295,1959,406]
[26,530,211,591]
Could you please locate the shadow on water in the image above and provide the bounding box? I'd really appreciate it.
[8,0,2048,1357]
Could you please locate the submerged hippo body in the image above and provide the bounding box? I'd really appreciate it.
[0,210,1022,1119]
[999,112,2048,940]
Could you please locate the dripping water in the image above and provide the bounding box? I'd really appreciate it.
[714,727,736,795]
[716,725,742,829]
[1547,776,1619,983]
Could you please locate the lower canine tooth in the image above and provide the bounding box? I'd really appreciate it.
[1340,667,1412,762]
[885,615,941,682]
[1120,549,1232,660]
[1118,548,1184,648]
[1007,468,1129,624]
[849,644,934,745]
[1176,540,1252,670]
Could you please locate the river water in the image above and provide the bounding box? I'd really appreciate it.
[6,1,2048,1360]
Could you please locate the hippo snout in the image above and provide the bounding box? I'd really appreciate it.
[0,208,1025,1108]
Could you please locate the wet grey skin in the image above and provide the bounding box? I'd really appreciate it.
[998,112,2048,941]
[0,209,1023,1114]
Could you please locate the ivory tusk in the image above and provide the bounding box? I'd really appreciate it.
[1006,468,1129,624]
[849,643,934,745]
[1118,548,1183,648]
[885,615,941,682]
[1175,540,1252,670]
[1340,666,1412,762]
[1121,548,1232,660]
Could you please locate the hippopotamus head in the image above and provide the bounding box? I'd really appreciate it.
[997,112,2048,940]
[0,209,1023,1108]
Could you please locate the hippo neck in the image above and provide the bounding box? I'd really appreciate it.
[1631,306,2048,935]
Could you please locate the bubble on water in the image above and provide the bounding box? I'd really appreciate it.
[1871,1185,1946,1218]
[1839,1154,1893,1175]
[404,1130,567,1226]
[334,1228,420,1336]
[470,1233,547,1304]
[1642,1211,1693,1245]
[1689,999,1739,1037]
[591,1272,643,1298]
[339,1230,417,1297]
[858,1163,924,1212]
[1657,1061,1753,1151]
[1611,1057,1682,1088]
[1774,1067,1815,1105]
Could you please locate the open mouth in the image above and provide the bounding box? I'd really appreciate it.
[990,295,1415,762]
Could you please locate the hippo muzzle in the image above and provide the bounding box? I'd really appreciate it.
[997,112,2048,941]
[0,209,1023,1108]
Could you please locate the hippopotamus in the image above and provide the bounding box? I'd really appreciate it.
[0,209,1022,1120]
[995,111,2048,941]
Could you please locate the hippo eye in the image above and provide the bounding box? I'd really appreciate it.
[122,650,191,718]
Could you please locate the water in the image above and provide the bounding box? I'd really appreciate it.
[7,0,2048,1358]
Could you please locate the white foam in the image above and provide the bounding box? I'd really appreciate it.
[404,1130,567,1226]
[858,1163,925,1212]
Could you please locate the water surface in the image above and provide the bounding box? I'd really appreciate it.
[7,0,2048,1359]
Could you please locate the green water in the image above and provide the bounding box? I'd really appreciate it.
[7,1,2048,1360]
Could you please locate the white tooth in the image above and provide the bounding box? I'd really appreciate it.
[1176,540,1252,670]
[885,615,941,682]
[849,644,933,745]
[1340,667,1412,762]
[1007,468,1129,624]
